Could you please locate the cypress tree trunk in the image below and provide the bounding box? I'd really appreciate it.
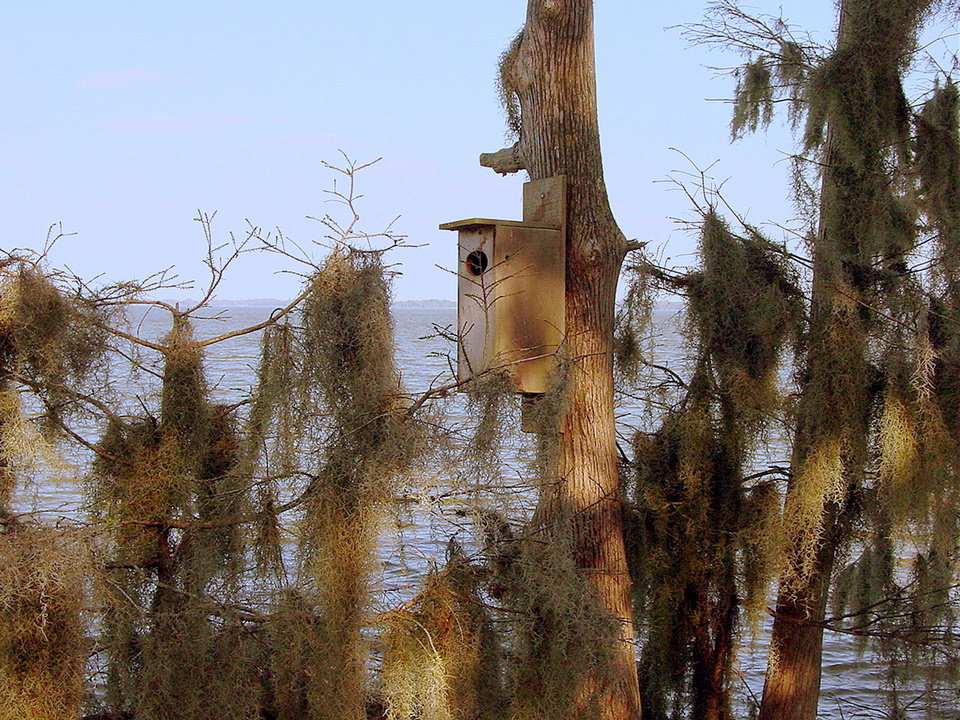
[691,558,739,720]
[484,2,640,717]
[758,133,864,719]
[759,515,841,720]
[759,168,862,714]
[759,2,932,717]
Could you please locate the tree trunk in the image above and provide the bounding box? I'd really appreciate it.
[691,559,739,720]
[757,95,866,720]
[757,220,866,720]
[759,1,931,716]
[759,515,840,720]
[486,2,640,718]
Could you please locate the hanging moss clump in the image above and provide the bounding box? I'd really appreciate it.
[722,16,814,140]
[0,525,87,720]
[687,211,803,434]
[497,29,524,140]
[91,316,259,719]
[916,80,960,291]
[160,317,210,462]
[504,516,620,720]
[135,599,263,720]
[381,546,503,720]
[1,268,108,399]
[93,418,191,568]
[802,0,934,161]
[191,405,246,580]
[873,345,959,529]
[731,58,774,139]
[0,387,26,507]
[628,391,746,719]
[738,478,783,620]
[0,264,112,507]
[613,262,654,383]
[242,320,300,578]
[245,321,300,475]
[463,369,516,489]
[266,590,327,720]
[830,527,896,651]
[292,248,433,719]
[303,249,398,430]
[625,209,801,717]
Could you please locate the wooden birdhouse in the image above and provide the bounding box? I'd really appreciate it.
[440,176,566,395]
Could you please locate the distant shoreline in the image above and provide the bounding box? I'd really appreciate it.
[391,299,456,309]
[154,298,457,309]
[152,298,682,311]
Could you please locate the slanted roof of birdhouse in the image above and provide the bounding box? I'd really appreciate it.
[439,218,561,231]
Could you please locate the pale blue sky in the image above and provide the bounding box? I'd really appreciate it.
[4,2,947,301]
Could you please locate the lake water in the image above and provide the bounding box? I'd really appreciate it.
[16,305,950,718]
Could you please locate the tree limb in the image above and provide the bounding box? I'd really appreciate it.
[479,142,525,175]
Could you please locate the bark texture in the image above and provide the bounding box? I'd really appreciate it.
[488,1,640,718]
[759,520,840,720]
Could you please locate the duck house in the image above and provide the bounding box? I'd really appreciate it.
[440,176,566,395]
